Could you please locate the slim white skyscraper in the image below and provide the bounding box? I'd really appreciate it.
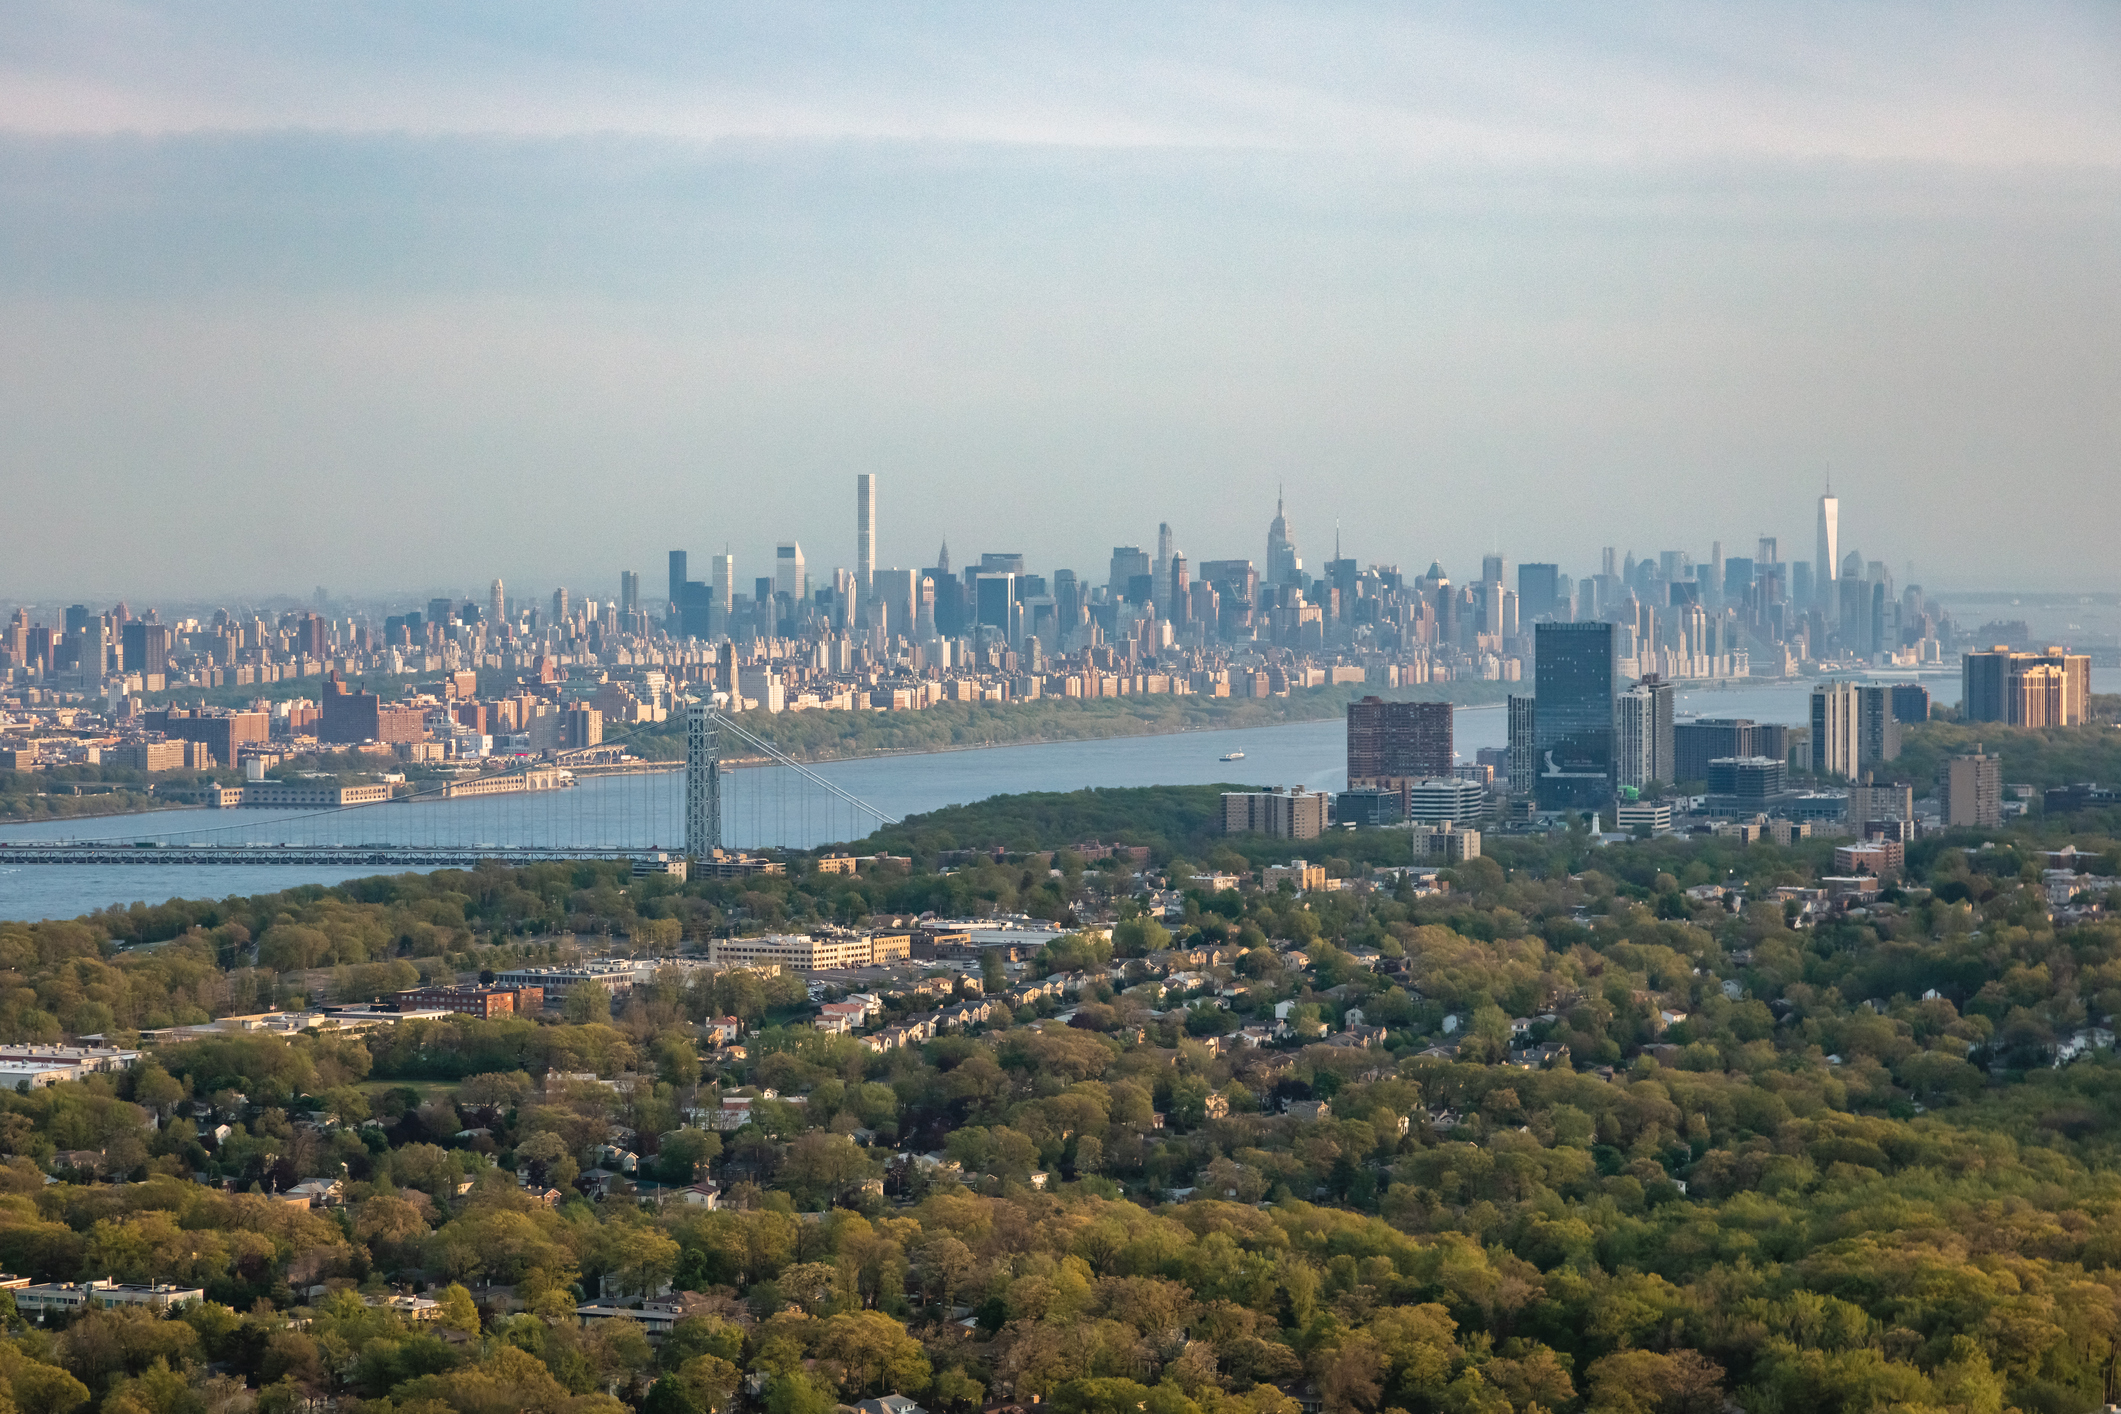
[712,552,734,614]
[1153,521,1174,609]
[1816,481,1840,612]
[856,474,876,600]
[775,542,806,602]
[489,578,504,625]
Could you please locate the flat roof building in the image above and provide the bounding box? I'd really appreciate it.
[1534,621,1615,809]
[706,933,912,972]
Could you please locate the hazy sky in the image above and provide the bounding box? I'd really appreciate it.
[3,2,2118,607]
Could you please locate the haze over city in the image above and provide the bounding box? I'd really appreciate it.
[3,2,2119,601]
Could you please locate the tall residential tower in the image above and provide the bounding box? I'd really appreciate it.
[1816,481,1839,612]
[856,474,877,602]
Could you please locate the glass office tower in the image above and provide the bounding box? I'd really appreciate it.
[1534,621,1616,809]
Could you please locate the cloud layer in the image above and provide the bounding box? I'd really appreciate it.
[1,3,2117,603]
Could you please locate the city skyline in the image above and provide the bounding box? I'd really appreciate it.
[0,475,1994,611]
[2,4,2118,597]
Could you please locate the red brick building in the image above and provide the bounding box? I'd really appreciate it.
[395,986,543,1020]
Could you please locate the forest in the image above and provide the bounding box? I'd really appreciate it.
[0,776,2118,1412]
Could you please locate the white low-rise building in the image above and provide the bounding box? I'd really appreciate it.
[14,1279,205,1318]
[0,1044,143,1088]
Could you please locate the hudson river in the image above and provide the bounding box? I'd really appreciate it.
[0,671,2013,922]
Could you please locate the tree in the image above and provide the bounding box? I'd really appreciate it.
[319,1086,371,1127]
[781,1132,874,1209]
[600,1226,682,1301]
[646,1376,707,1414]
[1113,917,1173,955]
[765,1371,838,1414]
[657,1128,722,1185]
[932,1367,986,1413]
[814,1310,932,1396]
[1584,1350,1726,1414]
[564,981,612,1023]
[132,1064,184,1121]
[439,1282,482,1335]
[676,1354,742,1412]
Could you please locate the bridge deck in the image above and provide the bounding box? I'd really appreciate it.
[0,845,654,866]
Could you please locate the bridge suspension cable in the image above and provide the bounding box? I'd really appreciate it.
[705,710,899,828]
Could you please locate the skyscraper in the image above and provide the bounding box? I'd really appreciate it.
[619,571,639,614]
[667,551,687,612]
[1109,546,1149,598]
[1517,564,1559,622]
[1533,621,1616,809]
[1816,482,1839,609]
[775,542,806,602]
[1707,542,1724,611]
[1507,695,1536,797]
[712,553,734,616]
[490,578,505,626]
[1963,646,2091,726]
[1616,675,1675,789]
[552,588,569,625]
[1811,681,1863,777]
[1346,697,1453,788]
[1154,522,1175,609]
[856,474,876,600]
[1266,492,1299,588]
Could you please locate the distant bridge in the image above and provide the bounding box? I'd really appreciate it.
[0,844,646,867]
[0,710,896,867]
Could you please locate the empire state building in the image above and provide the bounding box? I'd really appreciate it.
[1267,491,1300,587]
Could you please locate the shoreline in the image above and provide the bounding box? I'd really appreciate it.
[643,693,1516,771]
[0,674,1841,830]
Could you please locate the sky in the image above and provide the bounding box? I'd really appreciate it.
[2,2,2118,608]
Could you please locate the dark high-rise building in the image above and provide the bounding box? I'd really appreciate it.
[1108,546,1149,598]
[1676,718,1792,784]
[1857,684,1902,767]
[679,581,713,640]
[1889,683,1931,724]
[1507,695,1536,797]
[1723,558,1753,603]
[925,563,964,636]
[975,573,1016,635]
[1053,570,1081,630]
[1518,564,1559,622]
[1533,621,1615,808]
[668,551,687,612]
[1345,697,1453,786]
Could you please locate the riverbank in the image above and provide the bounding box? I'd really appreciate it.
[0,790,190,825]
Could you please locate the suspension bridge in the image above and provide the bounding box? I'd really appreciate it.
[0,707,899,867]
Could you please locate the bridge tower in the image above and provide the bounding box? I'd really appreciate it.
[685,702,721,857]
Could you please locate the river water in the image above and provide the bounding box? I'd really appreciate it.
[0,669,2043,922]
